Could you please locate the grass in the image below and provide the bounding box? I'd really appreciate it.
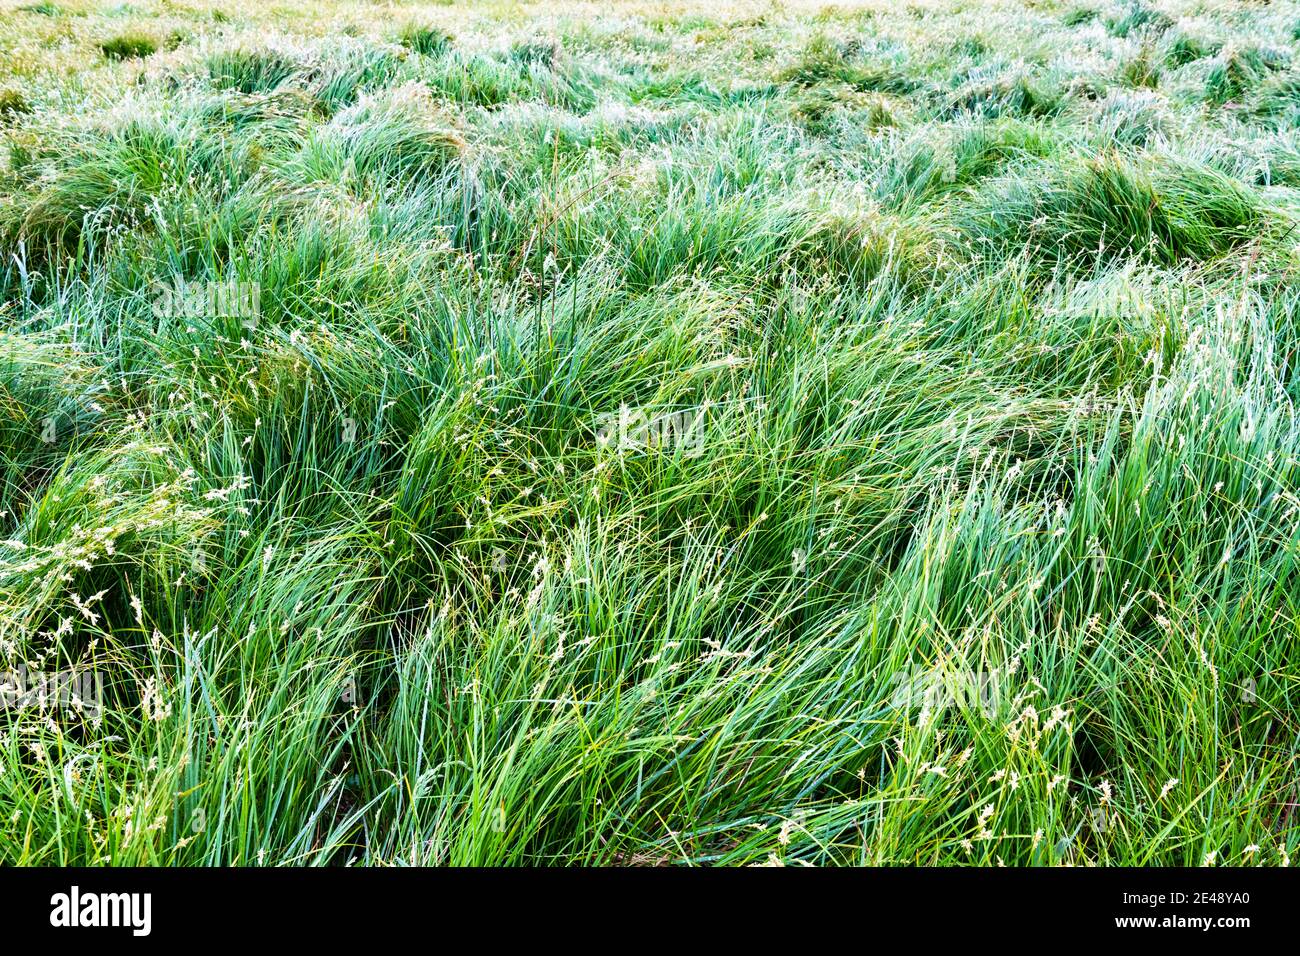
[99,32,158,60]
[0,0,1298,868]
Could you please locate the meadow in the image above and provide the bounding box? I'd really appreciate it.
[1,0,1298,866]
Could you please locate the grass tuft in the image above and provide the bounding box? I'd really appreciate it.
[396,22,452,57]
[961,152,1276,269]
[1204,46,1277,105]
[100,32,157,60]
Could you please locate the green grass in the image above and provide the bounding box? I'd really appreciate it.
[395,22,453,58]
[99,32,157,60]
[0,0,1298,868]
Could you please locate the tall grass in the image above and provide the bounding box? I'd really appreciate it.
[0,0,1298,867]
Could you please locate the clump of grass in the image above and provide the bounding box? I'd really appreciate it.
[1204,46,1276,105]
[949,35,989,59]
[1105,1,1174,39]
[205,46,299,93]
[397,22,452,57]
[1162,28,1219,68]
[1095,89,1169,146]
[860,92,903,130]
[311,44,405,113]
[509,37,562,68]
[100,32,156,60]
[0,332,104,514]
[0,104,247,270]
[779,34,847,84]
[294,81,466,185]
[788,83,896,134]
[1119,43,1161,89]
[0,88,31,119]
[1260,135,1300,186]
[948,65,1061,118]
[961,152,1275,268]
[1253,70,1300,123]
[779,32,915,93]
[874,117,1058,207]
[1061,5,1099,27]
[416,46,597,110]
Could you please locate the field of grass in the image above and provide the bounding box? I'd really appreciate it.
[1,0,1298,866]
